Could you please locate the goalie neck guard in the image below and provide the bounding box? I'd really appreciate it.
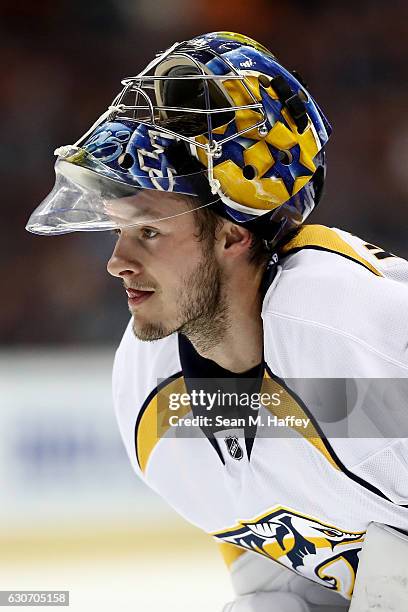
[26,31,331,245]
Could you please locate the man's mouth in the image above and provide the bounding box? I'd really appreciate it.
[126,287,155,306]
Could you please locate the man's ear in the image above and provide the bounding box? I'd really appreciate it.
[222,223,252,254]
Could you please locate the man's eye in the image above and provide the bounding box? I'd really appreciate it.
[141,228,159,240]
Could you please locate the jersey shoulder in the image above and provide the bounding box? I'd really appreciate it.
[262,225,408,375]
[280,224,408,281]
[266,224,408,315]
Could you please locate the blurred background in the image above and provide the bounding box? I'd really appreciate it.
[1,0,407,610]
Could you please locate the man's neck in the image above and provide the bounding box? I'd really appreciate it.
[185,268,265,373]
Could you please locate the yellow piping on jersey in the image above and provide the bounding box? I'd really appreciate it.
[261,371,341,471]
[218,542,247,568]
[281,225,383,277]
[136,376,190,474]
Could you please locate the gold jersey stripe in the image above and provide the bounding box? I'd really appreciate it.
[282,225,382,276]
[136,376,190,474]
[262,372,341,471]
[217,542,248,568]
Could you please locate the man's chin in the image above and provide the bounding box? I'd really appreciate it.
[132,319,175,342]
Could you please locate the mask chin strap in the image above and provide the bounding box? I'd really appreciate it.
[206,144,221,194]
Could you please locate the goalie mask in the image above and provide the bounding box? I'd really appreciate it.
[26,31,331,246]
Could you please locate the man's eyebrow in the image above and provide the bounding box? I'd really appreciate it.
[129,209,164,221]
[107,196,190,223]
[129,206,192,223]
[111,205,169,223]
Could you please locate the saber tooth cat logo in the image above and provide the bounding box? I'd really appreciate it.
[84,123,131,162]
[214,507,365,599]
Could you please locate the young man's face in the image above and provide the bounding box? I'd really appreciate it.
[107,190,226,342]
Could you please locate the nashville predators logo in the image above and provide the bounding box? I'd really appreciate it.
[213,506,364,599]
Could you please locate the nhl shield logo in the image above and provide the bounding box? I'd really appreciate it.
[224,436,243,460]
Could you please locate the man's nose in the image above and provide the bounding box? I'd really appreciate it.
[107,235,143,278]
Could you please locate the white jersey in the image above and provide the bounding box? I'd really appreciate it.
[112,225,408,601]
